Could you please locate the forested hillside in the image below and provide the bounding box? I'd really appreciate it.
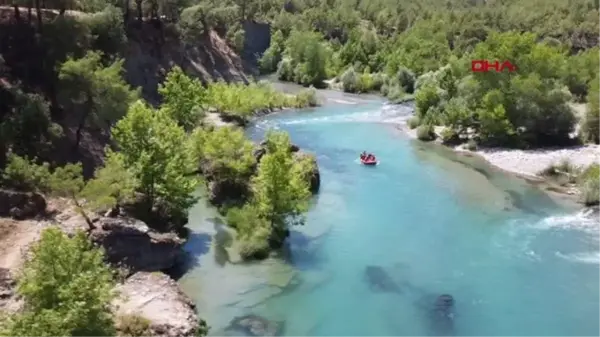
[0,0,598,335]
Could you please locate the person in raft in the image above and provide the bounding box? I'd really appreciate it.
[361,151,367,160]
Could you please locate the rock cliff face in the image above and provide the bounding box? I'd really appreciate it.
[125,22,252,105]
[87,216,185,273]
[113,271,206,337]
[0,189,46,220]
[242,21,271,70]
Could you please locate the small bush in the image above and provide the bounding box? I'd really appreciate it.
[440,128,460,145]
[117,314,151,337]
[580,179,600,206]
[226,204,272,260]
[396,67,416,94]
[341,67,359,93]
[539,159,581,184]
[416,124,436,141]
[579,163,599,180]
[296,87,318,107]
[407,116,420,129]
[1,153,51,192]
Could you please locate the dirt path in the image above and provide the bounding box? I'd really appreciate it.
[0,218,44,272]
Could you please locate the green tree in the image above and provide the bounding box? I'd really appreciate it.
[80,149,139,212]
[158,66,207,131]
[58,51,138,150]
[112,100,199,226]
[0,227,116,336]
[194,126,255,184]
[250,130,311,246]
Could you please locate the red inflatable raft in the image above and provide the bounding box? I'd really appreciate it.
[360,156,378,166]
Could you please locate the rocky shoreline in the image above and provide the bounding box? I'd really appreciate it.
[0,192,205,337]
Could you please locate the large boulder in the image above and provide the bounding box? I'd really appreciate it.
[0,190,46,219]
[88,217,185,273]
[113,272,205,337]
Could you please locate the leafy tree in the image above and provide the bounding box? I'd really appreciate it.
[0,227,116,336]
[250,130,311,247]
[158,66,207,131]
[58,51,138,150]
[259,30,285,74]
[80,149,139,212]
[194,126,255,184]
[279,30,329,86]
[112,100,199,225]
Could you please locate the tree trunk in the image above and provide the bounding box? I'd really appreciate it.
[13,5,20,21]
[35,0,42,33]
[135,0,142,21]
[123,0,130,22]
[73,194,95,231]
[74,93,93,151]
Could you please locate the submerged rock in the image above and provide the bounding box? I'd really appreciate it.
[429,294,455,336]
[0,189,46,220]
[113,272,205,337]
[226,314,284,336]
[364,265,401,293]
[88,216,184,273]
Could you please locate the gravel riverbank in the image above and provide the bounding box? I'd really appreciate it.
[398,123,599,178]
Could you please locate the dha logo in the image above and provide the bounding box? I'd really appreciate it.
[471,60,517,73]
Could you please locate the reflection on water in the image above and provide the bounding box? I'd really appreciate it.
[179,101,599,336]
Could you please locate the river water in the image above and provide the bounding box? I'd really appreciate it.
[179,96,599,336]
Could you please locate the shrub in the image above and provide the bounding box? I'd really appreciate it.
[407,116,420,129]
[0,227,116,336]
[396,67,416,94]
[539,159,581,184]
[579,177,599,206]
[579,164,600,181]
[116,314,151,337]
[416,124,436,141]
[1,152,51,192]
[341,67,359,93]
[226,205,272,260]
[296,87,318,107]
[440,128,460,145]
[578,163,599,206]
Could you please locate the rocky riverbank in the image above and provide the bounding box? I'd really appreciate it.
[0,192,204,336]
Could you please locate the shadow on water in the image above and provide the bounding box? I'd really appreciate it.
[277,229,330,270]
[170,232,212,280]
[170,215,234,279]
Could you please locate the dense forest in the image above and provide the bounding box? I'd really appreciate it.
[0,0,599,335]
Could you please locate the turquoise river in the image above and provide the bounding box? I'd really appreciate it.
[179,94,599,336]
